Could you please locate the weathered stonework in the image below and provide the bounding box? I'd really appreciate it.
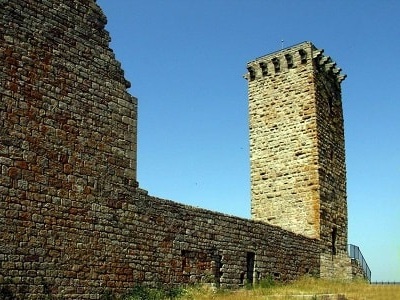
[245,42,350,278]
[0,1,322,298]
[1,1,364,298]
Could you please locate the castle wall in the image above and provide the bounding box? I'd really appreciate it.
[0,184,321,298]
[0,1,321,298]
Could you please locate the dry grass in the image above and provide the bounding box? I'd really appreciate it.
[183,277,400,300]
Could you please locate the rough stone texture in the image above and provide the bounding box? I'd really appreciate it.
[0,1,323,298]
[246,42,350,278]
[320,252,352,281]
[351,259,368,281]
[0,1,365,298]
[0,182,321,298]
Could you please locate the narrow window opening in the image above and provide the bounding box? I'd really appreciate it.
[285,54,294,69]
[246,252,255,285]
[181,250,188,271]
[299,49,307,64]
[332,227,337,255]
[328,97,334,114]
[259,62,268,76]
[272,58,280,73]
[240,272,245,285]
[214,255,223,287]
[247,66,255,81]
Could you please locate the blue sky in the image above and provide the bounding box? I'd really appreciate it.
[97,0,400,282]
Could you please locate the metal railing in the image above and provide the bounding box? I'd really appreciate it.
[348,244,371,282]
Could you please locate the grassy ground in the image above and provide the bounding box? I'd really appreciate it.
[182,277,400,300]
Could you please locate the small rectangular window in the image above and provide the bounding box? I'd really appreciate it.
[332,227,337,255]
[246,252,255,284]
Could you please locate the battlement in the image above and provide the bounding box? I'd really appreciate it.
[0,1,355,296]
[245,41,346,84]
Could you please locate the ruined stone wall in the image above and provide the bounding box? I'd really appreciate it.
[0,1,322,298]
[0,0,138,195]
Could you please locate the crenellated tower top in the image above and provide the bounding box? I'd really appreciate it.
[245,41,346,84]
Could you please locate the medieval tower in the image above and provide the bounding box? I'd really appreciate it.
[1,0,368,295]
[246,41,349,277]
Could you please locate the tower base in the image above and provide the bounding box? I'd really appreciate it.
[320,252,352,281]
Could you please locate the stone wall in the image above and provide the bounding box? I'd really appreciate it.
[0,184,322,298]
[351,259,368,282]
[0,0,138,192]
[0,1,322,298]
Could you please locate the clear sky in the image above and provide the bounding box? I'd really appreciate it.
[97,0,400,282]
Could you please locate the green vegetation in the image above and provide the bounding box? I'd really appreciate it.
[100,284,186,300]
[181,277,400,300]
[99,277,400,300]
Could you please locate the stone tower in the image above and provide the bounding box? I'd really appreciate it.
[246,42,349,276]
